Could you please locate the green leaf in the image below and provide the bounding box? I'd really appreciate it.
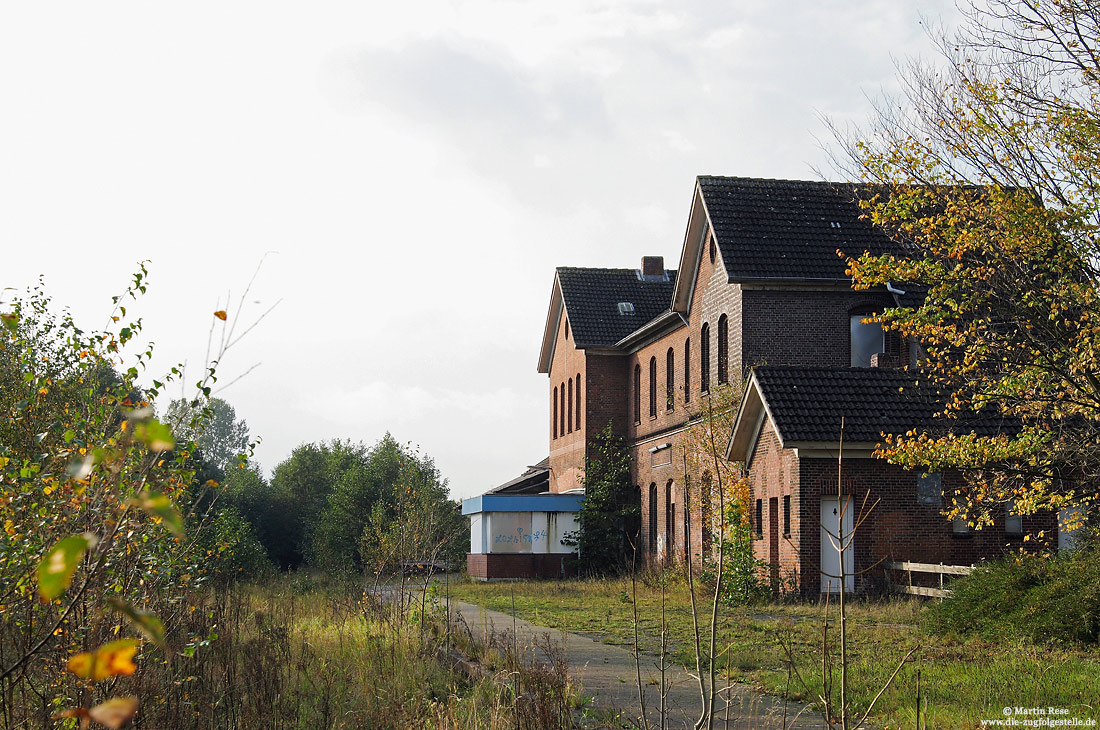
[132,419,174,452]
[38,533,98,601]
[0,311,17,333]
[128,491,184,537]
[106,596,166,650]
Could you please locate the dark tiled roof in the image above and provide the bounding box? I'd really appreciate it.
[699,177,901,281]
[557,267,676,347]
[754,366,1016,444]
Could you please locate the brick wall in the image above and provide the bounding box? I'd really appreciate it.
[745,418,1059,595]
[745,416,802,589]
[742,288,897,370]
[548,307,587,493]
[467,552,578,580]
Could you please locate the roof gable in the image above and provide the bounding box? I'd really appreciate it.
[727,366,1017,459]
[556,267,676,348]
[698,177,901,282]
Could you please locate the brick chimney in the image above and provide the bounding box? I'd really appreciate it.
[641,256,664,276]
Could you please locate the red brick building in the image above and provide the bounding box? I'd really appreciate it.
[528,175,1057,592]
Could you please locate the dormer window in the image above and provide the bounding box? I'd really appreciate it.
[618,302,635,315]
[850,313,885,367]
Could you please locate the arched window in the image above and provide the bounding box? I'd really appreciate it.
[666,348,675,411]
[560,381,566,434]
[575,373,581,431]
[552,387,558,439]
[649,356,657,418]
[700,323,710,393]
[633,364,642,424]
[648,484,658,555]
[684,338,691,402]
[666,481,675,557]
[567,378,573,433]
[717,314,729,384]
[701,472,713,555]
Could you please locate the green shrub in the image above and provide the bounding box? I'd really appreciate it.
[927,533,1100,644]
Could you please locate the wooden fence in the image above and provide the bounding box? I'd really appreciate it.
[886,561,974,598]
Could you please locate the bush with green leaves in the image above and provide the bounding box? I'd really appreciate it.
[0,271,267,726]
[926,533,1100,644]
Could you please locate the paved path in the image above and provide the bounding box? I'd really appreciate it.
[448,598,823,730]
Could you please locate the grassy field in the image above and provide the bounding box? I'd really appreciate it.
[449,574,1100,729]
[25,576,578,730]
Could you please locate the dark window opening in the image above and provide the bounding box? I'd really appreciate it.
[717,314,729,384]
[666,348,675,411]
[648,484,658,555]
[783,495,791,536]
[575,373,581,431]
[665,481,674,557]
[701,472,712,555]
[567,378,573,434]
[649,357,657,418]
[684,339,691,402]
[755,498,763,539]
[633,365,641,424]
[701,323,710,393]
[552,387,558,439]
[560,381,565,435]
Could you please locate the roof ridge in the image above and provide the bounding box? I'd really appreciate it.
[698,175,864,186]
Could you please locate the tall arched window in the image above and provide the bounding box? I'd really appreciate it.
[665,481,674,557]
[567,378,573,433]
[649,356,657,418]
[633,364,642,424]
[575,373,581,431]
[700,323,710,393]
[700,472,713,555]
[648,484,658,555]
[684,338,691,402]
[717,314,729,384]
[560,381,565,434]
[552,387,558,439]
[666,348,675,410]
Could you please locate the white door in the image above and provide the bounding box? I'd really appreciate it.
[820,496,855,593]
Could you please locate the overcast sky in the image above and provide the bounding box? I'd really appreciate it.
[1,0,959,499]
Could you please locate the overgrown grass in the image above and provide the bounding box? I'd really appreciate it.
[451,575,1100,728]
[15,575,579,730]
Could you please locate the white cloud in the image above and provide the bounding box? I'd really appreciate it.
[0,0,964,501]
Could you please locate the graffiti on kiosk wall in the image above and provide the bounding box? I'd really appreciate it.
[494,527,548,545]
[490,511,550,554]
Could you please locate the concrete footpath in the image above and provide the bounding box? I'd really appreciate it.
[448,599,822,729]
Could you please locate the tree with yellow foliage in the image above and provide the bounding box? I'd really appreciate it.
[834,0,1100,532]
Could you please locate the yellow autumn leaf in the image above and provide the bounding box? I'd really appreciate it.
[67,639,139,681]
[213,310,227,321]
